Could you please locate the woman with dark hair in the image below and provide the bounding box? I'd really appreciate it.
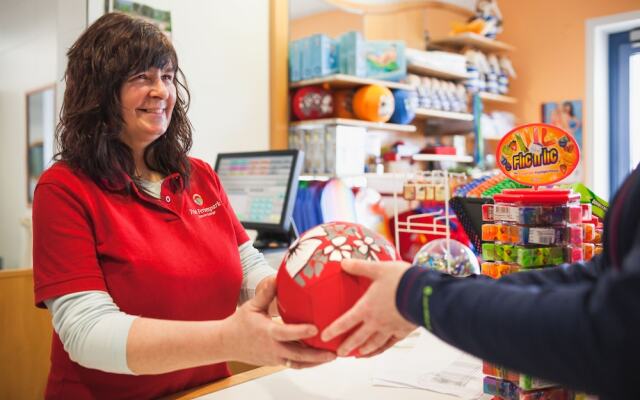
[32,12,334,400]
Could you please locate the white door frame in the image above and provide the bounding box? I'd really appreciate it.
[585,10,640,200]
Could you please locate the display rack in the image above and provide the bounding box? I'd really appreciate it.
[413,153,474,163]
[289,74,412,91]
[414,108,474,121]
[430,33,515,53]
[289,118,417,133]
[407,63,469,81]
[392,170,467,271]
[478,92,517,104]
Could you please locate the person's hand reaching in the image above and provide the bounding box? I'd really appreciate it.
[321,259,417,357]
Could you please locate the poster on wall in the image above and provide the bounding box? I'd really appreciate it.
[111,0,172,38]
[26,85,55,204]
[542,100,583,182]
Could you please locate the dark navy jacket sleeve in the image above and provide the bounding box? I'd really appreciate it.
[396,164,640,400]
[396,252,640,399]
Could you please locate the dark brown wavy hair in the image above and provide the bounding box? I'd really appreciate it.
[55,12,191,191]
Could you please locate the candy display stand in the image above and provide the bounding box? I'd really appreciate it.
[392,169,467,271]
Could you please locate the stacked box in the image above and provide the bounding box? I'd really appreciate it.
[324,125,366,176]
[290,31,407,82]
[581,212,603,261]
[288,125,366,177]
[338,31,367,77]
[303,127,325,174]
[364,40,407,81]
[480,189,588,396]
[483,376,569,400]
[308,34,338,79]
[481,189,584,275]
[483,362,556,391]
[289,34,338,81]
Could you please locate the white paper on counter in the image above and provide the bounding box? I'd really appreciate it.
[371,330,485,400]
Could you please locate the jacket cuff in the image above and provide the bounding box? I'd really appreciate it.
[396,266,440,330]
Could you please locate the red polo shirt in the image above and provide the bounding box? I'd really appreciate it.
[32,158,249,400]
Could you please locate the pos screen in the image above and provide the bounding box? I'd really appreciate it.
[214,150,303,248]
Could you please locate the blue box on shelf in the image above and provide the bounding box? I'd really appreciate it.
[338,31,366,77]
[300,37,313,80]
[289,40,302,82]
[365,40,406,81]
[308,34,338,78]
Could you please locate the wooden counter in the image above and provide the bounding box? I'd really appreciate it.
[166,366,285,400]
[0,268,52,400]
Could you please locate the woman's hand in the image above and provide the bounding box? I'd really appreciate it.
[321,259,417,357]
[222,277,336,369]
[255,276,280,316]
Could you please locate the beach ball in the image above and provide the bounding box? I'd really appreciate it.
[291,86,333,120]
[352,85,395,122]
[276,221,399,352]
[389,89,418,124]
[412,238,479,277]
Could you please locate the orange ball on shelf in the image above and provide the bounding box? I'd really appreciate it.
[352,84,395,122]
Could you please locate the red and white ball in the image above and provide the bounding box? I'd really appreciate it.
[291,86,333,120]
[276,222,399,352]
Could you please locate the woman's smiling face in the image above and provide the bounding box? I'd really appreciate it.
[119,64,176,151]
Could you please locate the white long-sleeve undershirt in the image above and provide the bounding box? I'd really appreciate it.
[44,180,276,374]
[45,241,276,375]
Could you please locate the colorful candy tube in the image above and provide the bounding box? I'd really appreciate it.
[482,243,495,261]
[483,362,556,390]
[483,376,569,400]
[583,243,595,261]
[483,224,576,246]
[516,246,565,268]
[482,204,494,222]
[481,262,521,279]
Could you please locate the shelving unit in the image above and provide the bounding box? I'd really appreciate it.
[299,174,368,187]
[287,30,517,174]
[407,63,468,81]
[423,32,518,165]
[412,154,474,163]
[430,33,515,53]
[478,92,517,104]
[289,74,412,91]
[289,118,417,133]
[414,108,474,121]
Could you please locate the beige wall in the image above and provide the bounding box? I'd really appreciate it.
[290,7,467,50]
[290,10,363,40]
[364,9,428,49]
[498,0,640,124]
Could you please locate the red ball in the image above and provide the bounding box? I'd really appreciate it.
[276,222,399,353]
[291,86,333,120]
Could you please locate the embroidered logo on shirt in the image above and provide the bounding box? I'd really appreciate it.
[192,194,204,206]
[189,200,222,218]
